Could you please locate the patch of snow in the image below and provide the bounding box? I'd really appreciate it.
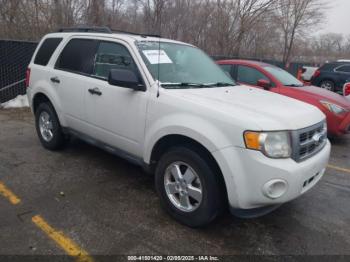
[1,95,29,109]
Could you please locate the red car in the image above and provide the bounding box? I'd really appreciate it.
[217,60,350,136]
[344,83,350,100]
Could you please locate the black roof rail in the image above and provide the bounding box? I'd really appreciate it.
[56,26,161,38]
[57,26,112,34]
[110,29,161,38]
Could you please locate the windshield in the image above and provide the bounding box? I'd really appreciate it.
[136,41,235,88]
[264,66,303,87]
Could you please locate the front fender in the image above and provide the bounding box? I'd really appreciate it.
[143,113,233,164]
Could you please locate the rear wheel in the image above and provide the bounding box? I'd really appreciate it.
[35,103,65,150]
[155,147,223,227]
[320,80,335,91]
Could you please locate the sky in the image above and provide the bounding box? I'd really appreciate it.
[321,0,350,35]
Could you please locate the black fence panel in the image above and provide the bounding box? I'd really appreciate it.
[0,40,38,103]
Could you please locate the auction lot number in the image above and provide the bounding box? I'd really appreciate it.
[128,256,219,261]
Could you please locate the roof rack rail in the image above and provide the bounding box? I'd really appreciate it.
[56,26,161,38]
[111,29,161,38]
[57,26,112,34]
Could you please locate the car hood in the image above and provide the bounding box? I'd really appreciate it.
[165,85,325,131]
[289,85,350,109]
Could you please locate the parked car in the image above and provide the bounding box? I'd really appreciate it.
[27,27,330,227]
[217,60,350,137]
[344,82,350,101]
[310,62,350,92]
[302,66,318,82]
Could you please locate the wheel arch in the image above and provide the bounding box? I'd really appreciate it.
[148,134,229,205]
[33,93,51,113]
[31,91,66,127]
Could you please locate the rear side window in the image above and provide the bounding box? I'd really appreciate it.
[34,38,62,66]
[320,63,337,71]
[56,39,99,75]
[336,65,350,73]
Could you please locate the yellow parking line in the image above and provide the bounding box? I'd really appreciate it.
[0,182,21,205]
[32,215,94,262]
[328,165,350,174]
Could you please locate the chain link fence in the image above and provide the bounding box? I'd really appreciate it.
[0,40,38,103]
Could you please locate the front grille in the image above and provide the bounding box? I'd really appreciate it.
[291,121,327,162]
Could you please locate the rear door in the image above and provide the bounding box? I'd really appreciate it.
[53,38,99,135]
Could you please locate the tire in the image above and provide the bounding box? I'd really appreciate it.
[35,102,65,150]
[320,80,335,91]
[155,147,224,227]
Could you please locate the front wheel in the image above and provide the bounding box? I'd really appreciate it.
[155,147,224,227]
[320,80,335,91]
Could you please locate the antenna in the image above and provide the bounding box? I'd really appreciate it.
[156,11,162,98]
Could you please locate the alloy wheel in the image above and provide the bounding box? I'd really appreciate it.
[164,161,203,212]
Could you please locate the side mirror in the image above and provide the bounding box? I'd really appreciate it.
[108,69,145,91]
[257,79,271,90]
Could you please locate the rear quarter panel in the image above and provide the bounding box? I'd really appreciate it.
[27,34,68,126]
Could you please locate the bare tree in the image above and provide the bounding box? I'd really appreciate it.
[0,0,341,64]
[274,0,325,65]
[87,0,106,25]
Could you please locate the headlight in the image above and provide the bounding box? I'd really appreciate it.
[320,100,348,115]
[244,131,292,159]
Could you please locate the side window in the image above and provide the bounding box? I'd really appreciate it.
[219,64,233,77]
[56,39,99,75]
[93,42,138,79]
[237,65,269,85]
[34,38,63,66]
[336,65,350,73]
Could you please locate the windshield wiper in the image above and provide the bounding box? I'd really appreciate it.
[161,83,207,89]
[205,82,235,87]
[284,84,303,87]
[161,82,236,89]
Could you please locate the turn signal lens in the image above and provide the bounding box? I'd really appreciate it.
[244,132,261,150]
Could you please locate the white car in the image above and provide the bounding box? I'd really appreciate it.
[26,27,330,227]
[344,82,350,100]
[302,66,318,82]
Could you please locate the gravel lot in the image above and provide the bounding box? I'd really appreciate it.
[0,108,349,258]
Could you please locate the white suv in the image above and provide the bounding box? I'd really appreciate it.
[27,27,331,227]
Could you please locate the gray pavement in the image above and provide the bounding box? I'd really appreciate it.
[0,108,349,257]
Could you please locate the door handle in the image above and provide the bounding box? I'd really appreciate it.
[50,77,60,84]
[88,87,102,96]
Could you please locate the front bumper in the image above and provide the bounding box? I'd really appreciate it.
[213,140,331,210]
